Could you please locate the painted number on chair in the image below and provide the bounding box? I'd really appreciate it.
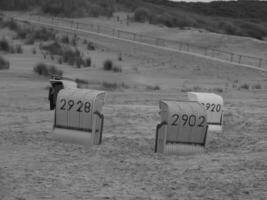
[60,99,91,113]
[201,103,221,112]
[171,114,206,127]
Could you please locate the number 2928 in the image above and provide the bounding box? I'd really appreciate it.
[60,99,91,113]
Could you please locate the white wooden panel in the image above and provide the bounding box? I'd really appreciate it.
[188,92,223,126]
[55,89,76,128]
[159,100,208,146]
[55,89,105,132]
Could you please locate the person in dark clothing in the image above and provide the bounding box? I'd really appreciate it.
[48,81,64,110]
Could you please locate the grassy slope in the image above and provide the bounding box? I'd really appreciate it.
[0,0,267,39]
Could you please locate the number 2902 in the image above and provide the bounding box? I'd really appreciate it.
[171,114,205,127]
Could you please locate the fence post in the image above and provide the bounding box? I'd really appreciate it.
[230,53,234,62]
[155,39,159,46]
[73,21,76,34]
[162,39,166,47]
[238,55,242,64]
[160,39,165,47]
[258,58,263,68]
[211,49,215,57]
[204,48,208,56]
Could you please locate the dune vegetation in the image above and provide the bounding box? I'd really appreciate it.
[0,0,267,40]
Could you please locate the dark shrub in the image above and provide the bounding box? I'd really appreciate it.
[0,56,10,70]
[58,57,63,64]
[213,87,224,93]
[33,63,49,76]
[30,28,55,42]
[83,39,87,44]
[172,16,195,28]
[33,63,63,77]
[62,49,81,66]
[15,44,23,53]
[101,82,129,90]
[71,37,77,46]
[41,43,84,67]
[16,27,31,39]
[218,21,239,35]
[24,36,35,45]
[0,38,10,52]
[61,35,69,44]
[32,47,36,54]
[134,8,150,22]
[75,58,85,68]
[49,65,63,76]
[85,57,91,67]
[2,19,19,31]
[118,53,122,61]
[239,22,267,40]
[239,83,249,90]
[87,42,95,50]
[41,42,63,55]
[146,85,160,90]
[149,14,195,28]
[75,78,89,85]
[9,46,15,53]
[103,60,121,72]
[112,65,122,72]
[103,59,113,71]
[102,82,118,90]
[252,83,262,89]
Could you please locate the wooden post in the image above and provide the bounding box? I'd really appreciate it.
[162,39,165,47]
[204,48,208,56]
[155,39,159,46]
[258,58,263,68]
[238,55,242,64]
[211,49,217,57]
[230,53,234,62]
[186,43,189,51]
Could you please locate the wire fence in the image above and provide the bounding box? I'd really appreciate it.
[16,15,267,69]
